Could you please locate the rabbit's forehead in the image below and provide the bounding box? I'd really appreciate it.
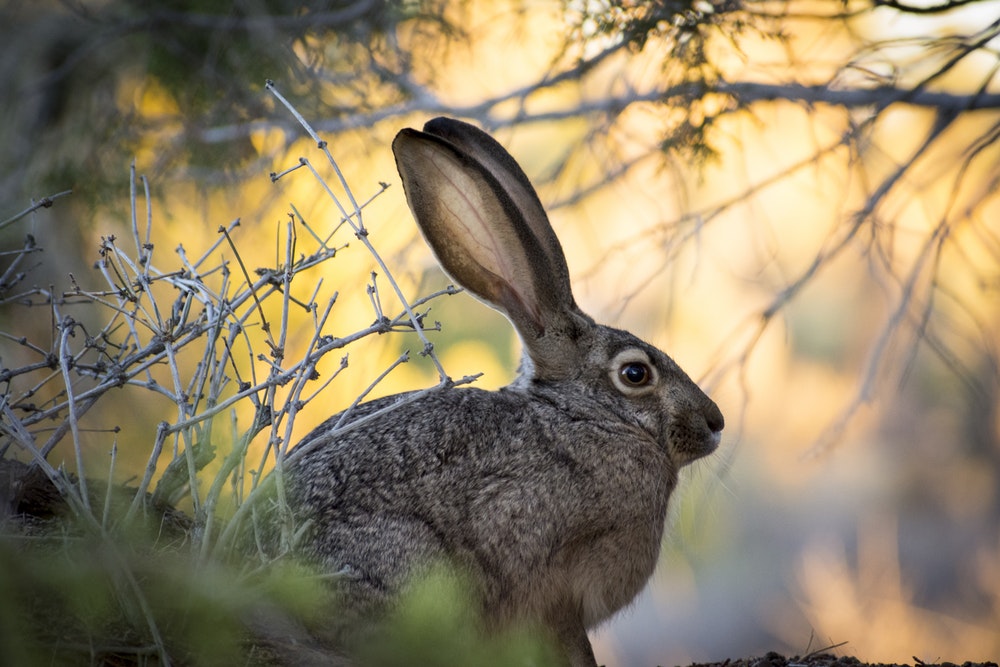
[589,326,679,372]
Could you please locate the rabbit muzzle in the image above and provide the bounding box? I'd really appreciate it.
[675,395,725,465]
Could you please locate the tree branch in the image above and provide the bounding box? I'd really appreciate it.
[716,81,1000,112]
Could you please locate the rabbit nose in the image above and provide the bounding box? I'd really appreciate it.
[704,400,725,436]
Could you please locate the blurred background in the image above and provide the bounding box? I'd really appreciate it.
[1,0,998,664]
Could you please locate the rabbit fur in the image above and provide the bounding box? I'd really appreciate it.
[279,117,724,666]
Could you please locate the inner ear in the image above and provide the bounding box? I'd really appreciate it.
[420,118,576,305]
[393,121,593,381]
[393,128,552,336]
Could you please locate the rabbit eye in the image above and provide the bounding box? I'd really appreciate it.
[619,362,652,387]
[609,348,659,396]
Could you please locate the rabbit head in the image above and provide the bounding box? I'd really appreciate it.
[393,118,723,465]
[286,117,724,667]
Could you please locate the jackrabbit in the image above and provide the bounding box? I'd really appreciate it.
[281,117,724,666]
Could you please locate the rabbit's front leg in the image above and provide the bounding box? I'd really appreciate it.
[544,603,599,667]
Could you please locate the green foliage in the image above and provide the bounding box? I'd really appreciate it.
[0,513,559,666]
[0,513,334,666]
[358,567,562,667]
[564,0,772,166]
[570,0,746,60]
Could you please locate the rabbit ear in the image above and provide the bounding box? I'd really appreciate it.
[393,118,591,380]
[419,117,575,296]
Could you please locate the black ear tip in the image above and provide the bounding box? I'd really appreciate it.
[392,127,424,153]
[394,127,421,140]
[423,116,482,139]
[395,119,469,150]
[423,117,452,132]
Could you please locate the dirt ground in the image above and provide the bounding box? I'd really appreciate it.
[683,653,998,667]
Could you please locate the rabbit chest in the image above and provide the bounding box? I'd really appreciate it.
[515,393,679,627]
